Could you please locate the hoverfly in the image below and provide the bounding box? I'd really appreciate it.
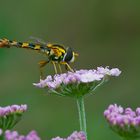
[0,38,78,78]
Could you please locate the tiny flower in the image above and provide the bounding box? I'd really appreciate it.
[5,130,19,140]
[33,67,121,97]
[20,104,28,112]
[10,105,21,112]
[0,104,27,130]
[4,106,12,115]
[110,68,121,76]
[67,131,86,140]
[104,104,140,139]
[0,107,5,116]
[136,108,140,116]
[125,108,136,117]
[97,67,121,76]
[51,137,64,140]
[80,72,103,83]
[25,131,41,140]
[97,67,110,75]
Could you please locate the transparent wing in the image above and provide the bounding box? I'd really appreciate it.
[29,36,47,45]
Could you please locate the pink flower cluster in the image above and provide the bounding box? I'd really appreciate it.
[33,67,121,89]
[52,131,86,140]
[104,104,140,138]
[0,104,27,117]
[1,130,86,140]
[5,130,40,140]
[0,104,27,130]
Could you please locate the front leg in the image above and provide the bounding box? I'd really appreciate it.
[60,62,74,72]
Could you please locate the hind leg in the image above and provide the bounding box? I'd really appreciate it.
[58,63,62,73]
[0,38,9,48]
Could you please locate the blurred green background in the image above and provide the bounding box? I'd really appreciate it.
[0,0,140,139]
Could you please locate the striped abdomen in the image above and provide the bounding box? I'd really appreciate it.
[0,38,49,54]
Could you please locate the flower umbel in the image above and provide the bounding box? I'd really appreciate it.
[34,67,121,140]
[33,67,121,97]
[104,104,140,139]
[0,104,27,130]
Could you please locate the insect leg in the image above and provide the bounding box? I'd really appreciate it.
[60,62,74,72]
[0,38,9,48]
[58,63,62,73]
[52,61,58,74]
[65,63,74,72]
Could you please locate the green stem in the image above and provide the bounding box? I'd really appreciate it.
[0,134,4,140]
[77,96,87,139]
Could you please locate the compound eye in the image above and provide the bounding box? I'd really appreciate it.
[63,47,73,62]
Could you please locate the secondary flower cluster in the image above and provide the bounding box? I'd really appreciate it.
[5,130,40,140]
[33,67,121,97]
[0,104,27,130]
[104,104,140,139]
[0,130,86,140]
[52,131,86,140]
[0,104,27,116]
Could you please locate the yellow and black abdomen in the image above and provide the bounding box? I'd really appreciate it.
[11,41,41,50]
[16,42,51,55]
[0,38,50,54]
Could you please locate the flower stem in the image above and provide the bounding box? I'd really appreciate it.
[0,134,4,140]
[77,96,87,139]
